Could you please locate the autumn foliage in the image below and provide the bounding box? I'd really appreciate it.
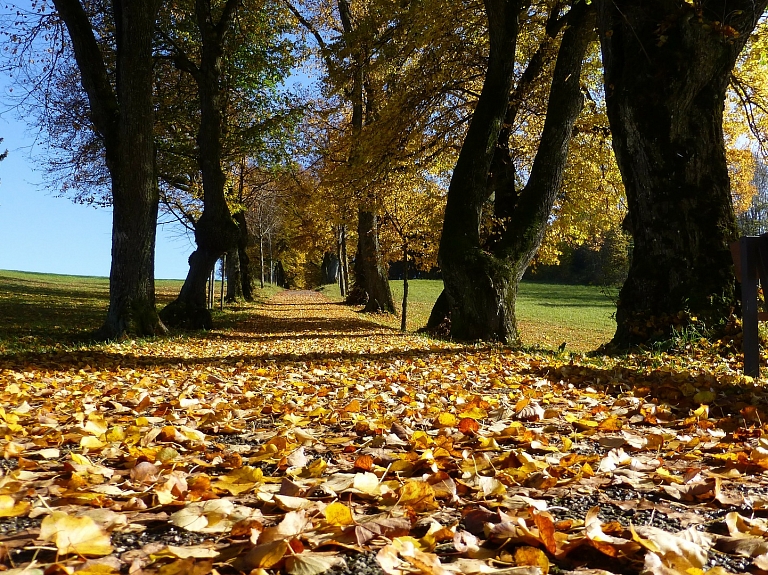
[0,289,767,574]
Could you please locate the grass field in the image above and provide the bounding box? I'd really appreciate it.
[1,271,615,354]
[0,270,280,355]
[319,279,617,351]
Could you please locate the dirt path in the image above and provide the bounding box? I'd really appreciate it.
[219,289,455,360]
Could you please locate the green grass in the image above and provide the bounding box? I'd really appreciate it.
[0,270,279,355]
[319,279,616,352]
[1,270,615,354]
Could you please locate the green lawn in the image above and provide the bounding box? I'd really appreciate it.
[320,279,616,351]
[0,270,278,355]
[1,270,615,354]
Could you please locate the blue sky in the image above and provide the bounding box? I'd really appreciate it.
[0,79,199,280]
[0,125,196,279]
[0,2,316,281]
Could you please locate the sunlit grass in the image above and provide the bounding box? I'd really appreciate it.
[319,279,616,352]
[0,270,279,355]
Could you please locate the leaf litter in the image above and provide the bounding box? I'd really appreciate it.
[1,290,768,574]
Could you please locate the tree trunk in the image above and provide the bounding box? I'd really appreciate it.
[352,208,395,313]
[259,233,265,288]
[321,252,340,284]
[53,0,164,339]
[160,0,240,328]
[437,0,522,341]
[234,210,253,301]
[598,0,767,347]
[438,0,593,342]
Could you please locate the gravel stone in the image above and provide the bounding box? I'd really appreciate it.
[324,551,385,575]
[0,516,41,535]
[111,525,213,553]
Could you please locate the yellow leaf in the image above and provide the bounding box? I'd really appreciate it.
[40,511,113,556]
[693,390,716,404]
[693,405,709,418]
[84,415,108,436]
[433,412,457,428]
[324,501,355,526]
[75,565,119,575]
[80,436,106,449]
[212,466,264,495]
[342,399,361,413]
[398,481,439,511]
[0,495,30,517]
[514,546,550,573]
[458,406,487,420]
[303,458,327,478]
[241,540,289,569]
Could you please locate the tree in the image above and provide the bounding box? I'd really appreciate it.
[432,0,596,342]
[597,0,768,347]
[326,0,395,312]
[381,175,444,331]
[49,0,165,338]
[156,0,244,328]
[156,0,297,327]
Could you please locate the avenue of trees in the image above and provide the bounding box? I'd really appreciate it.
[3,0,768,348]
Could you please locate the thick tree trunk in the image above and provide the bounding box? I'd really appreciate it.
[598,0,767,347]
[352,208,395,313]
[102,0,164,338]
[160,0,240,328]
[54,0,164,339]
[437,0,522,341]
[438,0,592,342]
[321,252,340,284]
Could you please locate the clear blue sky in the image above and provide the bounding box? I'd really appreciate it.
[0,77,199,280]
[0,2,314,280]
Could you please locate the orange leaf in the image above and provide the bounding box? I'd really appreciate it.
[354,454,374,471]
[458,418,479,435]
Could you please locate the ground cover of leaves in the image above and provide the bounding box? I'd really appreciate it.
[2,291,768,575]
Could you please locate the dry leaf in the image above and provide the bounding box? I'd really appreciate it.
[39,511,113,556]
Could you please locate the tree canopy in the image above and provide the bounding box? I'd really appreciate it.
[3,0,768,347]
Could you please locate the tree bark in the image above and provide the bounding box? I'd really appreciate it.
[234,210,253,300]
[437,0,593,342]
[598,0,768,347]
[160,0,240,328]
[353,208,396,312]
[437,0,522,341]
[337,0,394,313]
[53,0,165,339]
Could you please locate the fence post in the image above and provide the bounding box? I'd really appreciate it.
[741,237,759,377]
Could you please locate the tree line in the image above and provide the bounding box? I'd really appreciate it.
[3,0,768,348]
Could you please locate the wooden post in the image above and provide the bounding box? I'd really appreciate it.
[741,236,760,377]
